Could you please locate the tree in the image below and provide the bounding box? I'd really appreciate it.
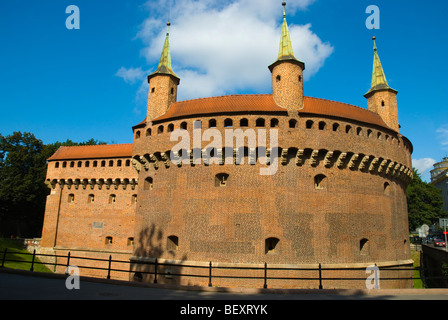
[407,168,447,231]
[0,132,106,238]
[0,132,48,237]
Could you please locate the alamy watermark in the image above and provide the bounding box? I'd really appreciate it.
[66,5,80,30]
[366,5,380,30]
[365,264,380,289]
[169,121,279,176]
[65,265,80,290]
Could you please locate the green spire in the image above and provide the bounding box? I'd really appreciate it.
[268,2,305,71]
[366,37,395,95]
[278,2,295,60]
[149,22,179,80]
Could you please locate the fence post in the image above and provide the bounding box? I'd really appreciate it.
[30,249,36,272]
[263,262,268,289]
[420,250,426,288]
[318,263,323,289]
[154,258,158,284]
[107,255,112,279]
[65,252,71,275]
[208,261,212,287]
[1,248,7,268]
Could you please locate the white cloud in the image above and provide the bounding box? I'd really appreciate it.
[412,158,436,181]
[115,67,146,84]
[123,0,332,101]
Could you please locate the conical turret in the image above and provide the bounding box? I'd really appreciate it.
[364,37,399,132]
[269,2,305,112]
[146,22,180,122]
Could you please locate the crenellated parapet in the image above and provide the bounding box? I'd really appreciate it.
[132,146,413,183]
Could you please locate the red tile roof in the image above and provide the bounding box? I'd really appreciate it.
[149,94,390,130]
[153,94,285,122]
[301,96,389,129]
[47,144,133,161]
[50,95,393,161]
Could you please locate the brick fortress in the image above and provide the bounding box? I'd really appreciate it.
[40,4,414,288]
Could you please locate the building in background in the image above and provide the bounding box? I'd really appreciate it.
[431,157,448,212]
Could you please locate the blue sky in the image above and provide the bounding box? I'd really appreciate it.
[0,0,447,181]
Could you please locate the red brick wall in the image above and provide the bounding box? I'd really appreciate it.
[131,112,413,280]
[41,157,137,252]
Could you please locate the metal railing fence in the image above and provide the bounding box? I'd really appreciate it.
[0,248,441,289]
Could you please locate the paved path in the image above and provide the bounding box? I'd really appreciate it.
[2,269,448,301]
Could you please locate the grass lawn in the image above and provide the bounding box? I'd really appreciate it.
[0,239,52,273]
[410,248,424,289]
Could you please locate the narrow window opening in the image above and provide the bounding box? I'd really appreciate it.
[333,123,340,132]
[146,128,152,136]
[117,160,122,167]
[215,173,229,187]
[105,236,113,245]
[109,194,116,204]
[167,236,179,251]
[68,194,75,203]
[180,122,187,130]
[209,119,217,128]
[357,127,362,136]
[289,119,297,128]
[384,182,391,195]
[346,125,352,134]
[270,118,279,128]
[88,194,94,203]
[314,174,327,190]
[276,75,281,82]
[109,160,114,167]
[135,131,141,139]
[167,124,174,132]
[306,120,314,129]
[360,238,369,255]
[93,161,98,167]
[144,177,153,190]
[381,100,385,107]
[158,126,164,134]
[132,194,137,204]
[265,238,279,254]
[240,118,249,127]
[55,162,60,168]
[127,237,134,246]
[318,121,326,130]
[256,118,265,127]
[151,87,155,93]
[170,88,174,95]
[224,118,233,127]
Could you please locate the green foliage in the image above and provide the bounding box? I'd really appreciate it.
[0,132,48,237]
[0,131,106,237]
[407,168,447,231]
